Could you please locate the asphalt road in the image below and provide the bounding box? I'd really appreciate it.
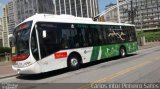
[0,46,160,89]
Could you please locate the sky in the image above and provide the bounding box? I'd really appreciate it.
[99,0,116,12]
[0,0,116,16]
[0,0,11,16]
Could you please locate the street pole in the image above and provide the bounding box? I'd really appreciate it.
[36,0,39,13]
[117,0,121,23]
[140,8,145,46]
[52,0,56,15]
[130,1,134,24]
[140,11,143,32]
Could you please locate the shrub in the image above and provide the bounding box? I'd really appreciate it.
[137,31,160,42]
[0,47,11,57]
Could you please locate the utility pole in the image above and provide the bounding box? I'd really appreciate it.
[126,1,136,24]
[130,1,134,24]
[53,0,57,15]
[117,0,121,23]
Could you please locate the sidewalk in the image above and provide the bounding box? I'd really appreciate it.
[139,41,160,50]
[0,41,160,79]
[0,61,17,79]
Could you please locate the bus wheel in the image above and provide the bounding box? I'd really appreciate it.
[119,47,126,58]
[68,55,81,70]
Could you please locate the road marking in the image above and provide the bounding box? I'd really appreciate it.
[78,61,152,89]
[0,74,17,79]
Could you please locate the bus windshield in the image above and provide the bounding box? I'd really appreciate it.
[12,21,32,61]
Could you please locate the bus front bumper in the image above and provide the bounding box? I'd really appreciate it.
[12,62,41,74]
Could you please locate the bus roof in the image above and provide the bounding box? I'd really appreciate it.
[21,14,134,27]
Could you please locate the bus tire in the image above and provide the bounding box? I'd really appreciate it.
[68,55,81,71]
[119,47,126,58]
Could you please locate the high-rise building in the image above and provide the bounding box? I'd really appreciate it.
[54,0,99,18]
[103,0,160,30]
[13,0,54,25]
[0,17,3,47]
[119,0,160,30]
[8,1,15,34]
[2,5,10,47]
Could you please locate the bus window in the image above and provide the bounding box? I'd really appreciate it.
[76,24,91,47]
[37,22,60,58]
[60,23,79,49]
[80,28,89,47]
[97,25,104,45]
[121,26,137,42]
[88,25,102,46]
[129,26,137,41]
[61,29,70,49]
[102,27,111,44]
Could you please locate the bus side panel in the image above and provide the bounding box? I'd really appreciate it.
[37,42,138,73]
[90,42,138,61]
[37,48,93,73]
[78,47,94,64]
[100,44,120,59]
[90,46,101,62]
[38,52,68,73]
[124,42,138,54]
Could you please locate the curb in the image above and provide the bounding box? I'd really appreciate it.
[0,74,18,79]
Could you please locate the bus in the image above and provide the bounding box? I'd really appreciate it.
[11,14,138,74]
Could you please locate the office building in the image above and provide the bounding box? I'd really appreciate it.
[2,5,10,47]
[119,0,160,30]
[8,1,15,34]
[13,0,54,25]
[54,0,99,18]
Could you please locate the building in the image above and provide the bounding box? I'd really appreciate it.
[119,0,126,3]
[103,0,160,30]
[105,3,116,10]
[54,0,99,18]
[104,4,118,23]
[0,17,3,47]
[8,1,15,34]
[119,0,160,30]
[99,1,124,23]
[13,0,99,24]
[13,0,54,25]
[2,5,10,47]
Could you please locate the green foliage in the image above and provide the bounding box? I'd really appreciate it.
[0,47,11,57]
[137,31,160,42]
[0,57,5,62]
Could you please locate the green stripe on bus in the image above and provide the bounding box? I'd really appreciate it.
[125,42,138,53]
[101,45,119,59]
[90,42,138,61]
[90,47,100,62]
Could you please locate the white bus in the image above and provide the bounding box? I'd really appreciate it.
[11,14,138,74]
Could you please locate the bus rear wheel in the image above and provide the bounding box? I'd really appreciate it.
[68,55,81,70]
[119,47,126,58]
